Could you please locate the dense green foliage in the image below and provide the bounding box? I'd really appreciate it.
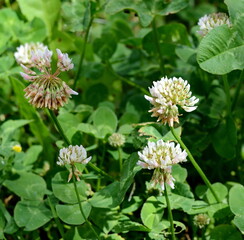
[0,0,243,239]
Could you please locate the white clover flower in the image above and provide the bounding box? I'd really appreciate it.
[193,214,210,229]
[197,12,231,36]
[18,46,77,109]
[108,133,126,147]
[14,42,49,66]
[137,139,187,190]
[56,49,74,71]
[57,145,92,166]
[145,77,199,127]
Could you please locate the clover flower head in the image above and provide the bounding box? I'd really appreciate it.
[14,42,48,66]
[18,45,77,109]
[193,214,210,229]
[108,133,126,147]
[57,145,92,166]
[198,12,231,36]
[137,139,187,190]
[145,77,199,127]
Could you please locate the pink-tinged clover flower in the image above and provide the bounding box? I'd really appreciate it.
[137,140,187,190]
[197,12,231,36]
[18,46,77,109]
[145,77,199,127]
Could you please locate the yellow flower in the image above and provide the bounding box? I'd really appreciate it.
[12,145,22,152]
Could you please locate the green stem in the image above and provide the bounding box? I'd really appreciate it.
[222,75,231,116]
[170,127,221,203]
[164,181,175,240]
[5,0,11,8]
[231,70,244,111]
[106,62,149,95]
[71,165,100,240]
[48,197,65,239]
[47,109,115,182]
[118,147,123,172]
[73,17,94,89]
[152,18,165,75]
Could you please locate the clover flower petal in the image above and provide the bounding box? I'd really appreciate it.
[137,139,187,190]
[145,77,199,126]
[198,12,231,36]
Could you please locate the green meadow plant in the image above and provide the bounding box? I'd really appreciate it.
[0,0,244,239]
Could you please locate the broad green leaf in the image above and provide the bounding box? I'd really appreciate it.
[138,126,163,141]
[16,18,47,43]
[229,184,244,216]
[197,25,244,74]
[140,196,164,230]
[3,172,47,200]
[90,153,140,208]
[17,0,61,37]
[121,196,143,214]
[92,106,118,138]
[52,171,88,204]
[23,145,43,166]
[143,23,191,56]
[0,119,32,145]
[206,183,228,204]
[172,165,187,182]
[233,215,244,233]
[212,117,237,159]
[90,208,119,234]
[56,201,91,225]
[14,200,52,231]
[10,77,54,161]
[210,225,242,240]
[113,219,150,233]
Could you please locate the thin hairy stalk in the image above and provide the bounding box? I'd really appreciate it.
[231,70,244,111]
[118,147,123,172]
[152,18,165,75]
[48,197,65,239]
[164,181,176,240]
[106,62,149,95]
[170,127,221,203]
[222,75,231,116]
[47,109,114,181]
[71,165,100,239]
[73,17,94,89]
[96,141,106,191]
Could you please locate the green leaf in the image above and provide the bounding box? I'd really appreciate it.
[17,0,61,37]
[89,153,140,208]
[92,106,118,139]
[172,165,187,182]
[16,18,47,43]
[56,201,91,225]
[197,25,244,74]
[212,117,237,159]
[14,200,52,231]
[233,215,244,233]
[10,77,54,161]
[141,196,165,230]
[3,173,47,201]
[229,184,244,216]
[0,119,32,145]
[206,183,228,204]
[143,23,191,56]
[52,171,88,204]
[23,145,43,166]
[210,224,242,240]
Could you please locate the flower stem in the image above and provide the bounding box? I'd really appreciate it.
[222,75,231,116]
[118,147,123,172]
[164,182,175,240]
[71,165,100,239]
[170,127,221,203]
[152,17,165,75]
[47,197,65,239]
[47,109,115,182]
[73,17,94,89]
[231,70,243,111]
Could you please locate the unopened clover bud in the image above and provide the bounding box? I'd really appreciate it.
[193,214,210,228]
[108,133,126,148]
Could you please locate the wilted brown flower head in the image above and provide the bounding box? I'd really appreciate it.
[18,45,77,109]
